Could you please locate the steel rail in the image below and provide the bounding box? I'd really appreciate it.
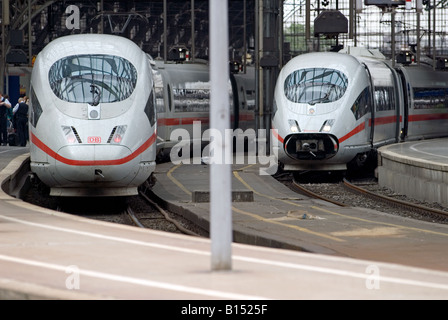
[342,178,448,219]
[138,190,201,237]
[125,206,146,228]
[291,179,348,207]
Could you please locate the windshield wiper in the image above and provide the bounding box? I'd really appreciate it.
[308,95,330,105]
[90,84,101,106]
[307,84,336,105]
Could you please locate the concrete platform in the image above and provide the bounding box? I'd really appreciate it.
[1,146,448,299]
[152,161,448,273]
[1,192,448,300]
[378,138,448,206]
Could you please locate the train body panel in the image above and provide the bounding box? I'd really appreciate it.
[154,61,212,154]
[152,59,256,161]
[364,57,402,148]
[273,48,448,172]
[398,64,448,141]
[30,34,157,196]
[230,67,257,132]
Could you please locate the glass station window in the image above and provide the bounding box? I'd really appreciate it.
[49,54,137,104]
[284,68,348,104]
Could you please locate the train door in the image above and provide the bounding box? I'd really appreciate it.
[362,64,375,146]
[396,67,410,141]
[365,60,400,148]
[152,66,169,156]
[231,67,256,132]
[389,65,404,142]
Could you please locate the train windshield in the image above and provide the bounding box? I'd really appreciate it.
[49,54,137,104]
[284,68,348,104]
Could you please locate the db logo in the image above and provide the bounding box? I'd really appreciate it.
[88,136,101,144]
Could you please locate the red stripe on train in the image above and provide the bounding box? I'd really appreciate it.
[30,131,157,166]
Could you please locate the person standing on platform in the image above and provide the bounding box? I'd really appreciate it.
[15,99,29,147]
[0,93,12,146]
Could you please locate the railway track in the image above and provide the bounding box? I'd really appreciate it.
[292,180,348,207]
[24,178,207,236]
[125,189,203,237]
[342,178,448,217]
[290,176,448,224]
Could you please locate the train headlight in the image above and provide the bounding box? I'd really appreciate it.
[109,125,127,144]
[62,126,78,144]
[320,119,335,133]
[288,119,300,133]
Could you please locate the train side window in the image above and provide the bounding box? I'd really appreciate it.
[351,86,371,120]
[413,88,448,110]
[155,86,165,113]
[173,87,210,113]
[374,86,395,111]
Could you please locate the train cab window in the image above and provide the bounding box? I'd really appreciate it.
[351,86,371,120]
[284,68,348,104]
[30,88,43,128]
[145,90,156,127]
[49,54,137,104]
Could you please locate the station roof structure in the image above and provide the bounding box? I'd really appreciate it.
[0,0,256,64]
[1,0,447,68]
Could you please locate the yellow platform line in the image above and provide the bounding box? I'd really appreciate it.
[233,169,448,238]
[166,164,448,239]
[166,164,344,242]
[231,206,344,242]
[313,206,448,238]
[167,164,192,196]
[232,170,303,207]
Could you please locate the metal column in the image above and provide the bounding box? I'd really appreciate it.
[255,0,282,146]
[209,0,232,271]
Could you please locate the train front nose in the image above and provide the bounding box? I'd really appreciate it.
[55,145,136,183]
[284,133,339,160]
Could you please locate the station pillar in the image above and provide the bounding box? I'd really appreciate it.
[255,0,282,148]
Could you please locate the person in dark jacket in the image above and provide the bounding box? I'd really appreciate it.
[0,93,12,146]
[15,99,29,147]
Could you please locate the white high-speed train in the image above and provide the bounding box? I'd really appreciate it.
[272,47,448,172]
[29,34,157,196]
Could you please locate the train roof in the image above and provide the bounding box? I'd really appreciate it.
[400,63,448,88]
[35,34,146,67]
[339,46,386,60]
[152,60,211,86]
[280,51,363,82]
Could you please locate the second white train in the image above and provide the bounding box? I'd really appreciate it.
[272,47,448,172]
